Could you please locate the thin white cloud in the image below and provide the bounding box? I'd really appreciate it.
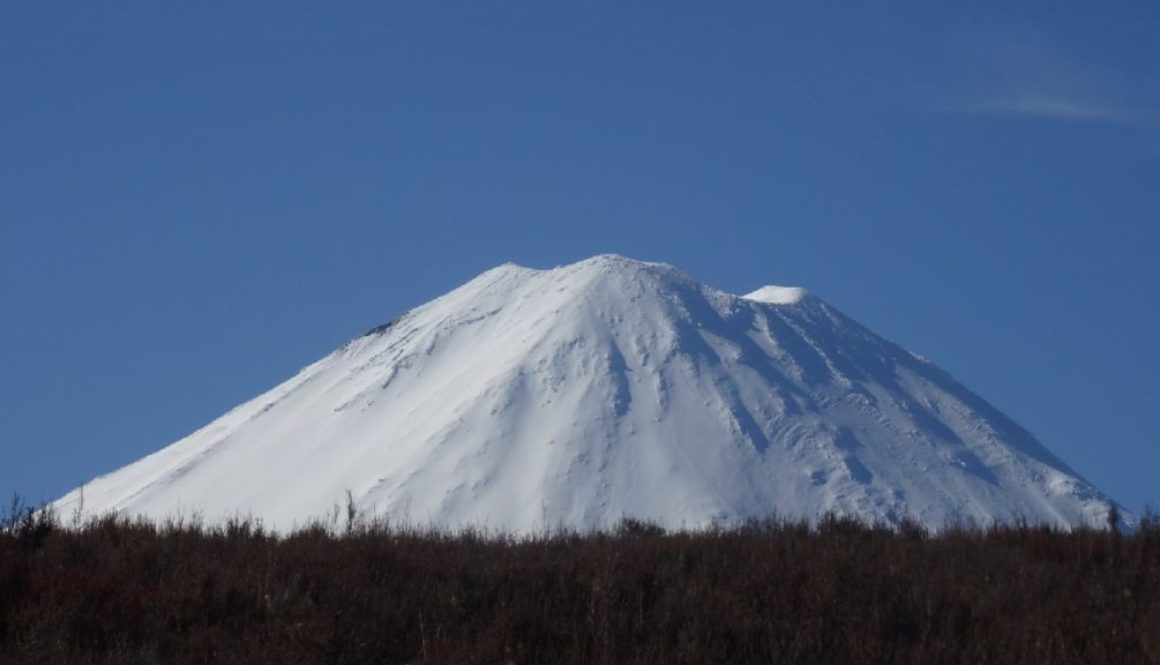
[949,95,1148,125]
[933,25,1156,126]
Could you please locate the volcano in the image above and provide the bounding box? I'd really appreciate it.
[55,255,1125,532]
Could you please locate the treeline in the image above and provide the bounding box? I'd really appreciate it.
[2,501,1159,664]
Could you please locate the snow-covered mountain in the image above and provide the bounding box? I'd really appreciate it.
[55,255,1126,532]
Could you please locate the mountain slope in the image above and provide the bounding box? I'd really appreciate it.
[55,255,1125,531]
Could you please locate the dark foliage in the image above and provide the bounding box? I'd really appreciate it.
[2,506,1159,664]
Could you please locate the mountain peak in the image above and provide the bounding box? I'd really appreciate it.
[55,256,1127,533]
[546,254,690,288]
[460,255,687,297]
[568,253,672,272]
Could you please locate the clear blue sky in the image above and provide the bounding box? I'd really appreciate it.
[3,3,1158,515]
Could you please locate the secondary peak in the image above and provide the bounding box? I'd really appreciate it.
[742,285,809,305]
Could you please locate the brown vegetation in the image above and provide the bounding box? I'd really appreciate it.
[2,500,1158,664]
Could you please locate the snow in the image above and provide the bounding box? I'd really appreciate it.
[53,254,1130,533]
[743,285,808,305]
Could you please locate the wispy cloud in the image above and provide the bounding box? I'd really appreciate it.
[946,95,1148,125]
[933,26,1156,126]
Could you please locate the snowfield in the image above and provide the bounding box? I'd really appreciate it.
[55,255,1129,532]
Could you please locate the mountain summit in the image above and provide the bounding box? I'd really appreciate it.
[57,255,1123,531]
